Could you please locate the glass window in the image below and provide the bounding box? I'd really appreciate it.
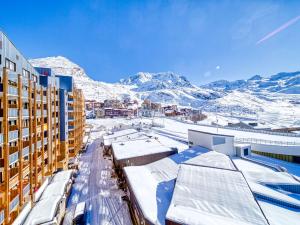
[5,58,16,71]
[212,136,226,145]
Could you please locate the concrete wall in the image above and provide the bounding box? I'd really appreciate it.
[251,143,300,156]
[0,31,39,78]
[114,149,177,169]
[188,129,235,156]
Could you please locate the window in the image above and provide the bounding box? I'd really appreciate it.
[212,136,226,145]
[22,69,30,78]
[244,148,249,156]
[5,58,16,71]
[31,74,37,82]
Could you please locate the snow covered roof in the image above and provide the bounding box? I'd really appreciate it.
[52,170,73,182]
[124,146,244,225]
[112,138,175,161]
[23,196,61,225]
[233,157,300,225]
[184,150,236,170]
[257,200,300,225]
[103,129,138,146]
[166,165,268,225]
[40,179,69,200]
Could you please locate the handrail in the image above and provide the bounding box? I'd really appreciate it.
[235,137,300,146]
[165,116,300,137]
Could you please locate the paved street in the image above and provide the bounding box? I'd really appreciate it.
[63,129,132,225]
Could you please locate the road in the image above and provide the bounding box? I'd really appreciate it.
[63,132,132,225]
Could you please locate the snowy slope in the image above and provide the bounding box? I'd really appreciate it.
[29,56,300,127]
[203,72,300,94]
[29,57,220,107]
[29,56,137,101]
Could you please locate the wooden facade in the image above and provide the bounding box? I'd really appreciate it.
[0,31,85,224]
[68,89,85,158]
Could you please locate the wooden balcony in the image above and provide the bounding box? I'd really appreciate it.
[9,168,19,188]
[9,190,19,213]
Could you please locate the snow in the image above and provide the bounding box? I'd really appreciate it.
[249,182,300,209]
[124,146,248,225]
[105,132,148,146]
[153,117,300,144]
[12,202,31,225]
[30,56,300,128]
[248,153,300,179]
[23,196,61,225]
[124,146,209,225]
[40,179,69,200]
[257,200,300,225]
[233,157,300,224]
[112,138,175,161]
[52,170,73,182]
[103,129,138,146]
[185,151,236,170]
[166,165,268,225]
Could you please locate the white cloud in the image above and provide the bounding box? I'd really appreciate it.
[216,65,220,70]
[203,71,212,78]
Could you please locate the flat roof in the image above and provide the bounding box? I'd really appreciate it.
[103,129,138,146]
[233,157,300,224]
[188,128,235,138]
[112,138,174,161]
[166,165,268,225]
[40,179,69,201]
[23,196,61,225]
[184,150,236,170]
[257,200,300,225]
[52,170,73,182]
[124,146,225,225]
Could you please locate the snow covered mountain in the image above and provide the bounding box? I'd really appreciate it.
[29,56,300,128]
[203,71,300,94]
[29,57,220,107]
[29,56,138,101]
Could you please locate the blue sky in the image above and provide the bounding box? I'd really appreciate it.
[1,0,300,84]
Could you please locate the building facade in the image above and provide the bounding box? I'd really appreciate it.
[0,31,85,224]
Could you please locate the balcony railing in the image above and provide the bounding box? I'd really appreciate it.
[22,77,29,87]
[31,144,35,153]
[43,110,47,116]
[22,109,29,117]
[9,152,19,165]
[44,137,48,145]
[23,183,30,196]
[8,108,18,118]
[0,209,4,225]
[8,86,18,96]
[68,107,74,111]
[9,130,18,142]
[9,194,19,212]
[22,89,29,98]
[36,110,41,117]
[22,146,30,157]
[37,140,42,149]
[36,94,41,101]
[22,128,29,137]
[8,72,18,82]
[68,126,74,130]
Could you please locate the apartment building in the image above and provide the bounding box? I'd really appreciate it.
[56,76,85,159]
[0,31,85,224]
